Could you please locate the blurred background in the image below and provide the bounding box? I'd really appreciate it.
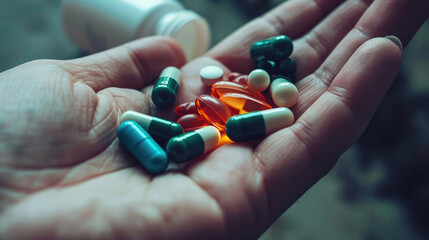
[0,0,428,239]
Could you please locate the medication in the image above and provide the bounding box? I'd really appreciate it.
[225,107,294,142]
[177,114,211,132]
[151,66,181,108]
[270,76,299,108]
[211,81,265,101]
[200,66,225,86]
[121,111,184,146]
[219,93,272,114]
[175,102,198,116]
[256,60,275,76]
[247,69,271,92]
[166,126,221,163]
[275,58,296,78]
[195,94,233,129]
[250,35,293,62]
[228,72,244,81]
[117,121,168,174]
[232,75,249,85]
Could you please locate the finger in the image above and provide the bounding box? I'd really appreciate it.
[256,37,402,227]
[292,0,371,80]
[294,0,428,117]
[61,36,186,92]
[207,0,345,73]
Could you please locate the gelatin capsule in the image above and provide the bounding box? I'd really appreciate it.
[211,81,265,101]
[250,35,293,62]
[248,69,271,92]
[225,107,294,142]
[151,66,181,108]
[200,65,224,86]
[195,94,233,129]
[270,75,299,108]
[274,58,296,78]
[177,114,211,132]
[219,93,272,114]
[120,111,184,146]
[228,72,244,81]
[117,121,168,174]
[175,102,198,116]
[166,126,221,163]
[256,60,275,76]
[231,75,248,85]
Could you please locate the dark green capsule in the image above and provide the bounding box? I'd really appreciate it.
[275,58,296,77]
[250,35,293,62]
[152,66,181,108]
[225,111,266,142]
[256,60,275,76]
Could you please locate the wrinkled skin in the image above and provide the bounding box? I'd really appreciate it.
[0,0,427,239]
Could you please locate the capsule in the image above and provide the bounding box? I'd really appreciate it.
[250,35,293,62]
[166,126,221,163]
[219,93,272,114]
[175,102,198,116]
[247,69,271,92]
[151,66,181,108]
[270,76,299,108]
[117,121,168,174]
[120,111,184,146]
[274,58,296,78]
[225,108,294,142]
[256,60,275,76]
[177,114,211,132]
[232,75,249,85]
[200,65,224,86]
[195,94,233,129]
[211,81,265,100]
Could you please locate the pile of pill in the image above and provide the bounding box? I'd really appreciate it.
[118,35,298,174]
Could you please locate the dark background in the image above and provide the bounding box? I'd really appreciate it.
[0,0,428,239]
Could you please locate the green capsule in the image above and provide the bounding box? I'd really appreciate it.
[250,35,293,62]
[274,58,296,77]
[256,60,275,76]
[120,111,183,146]
[225,108,294,142]
[151,66,181,108]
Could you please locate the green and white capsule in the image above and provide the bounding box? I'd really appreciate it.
[121,111,183,146]
[250,35,293,62]
[225,108,294,142]
[270,75,299,108]
[166,126,221,163]
[151,66,181,108]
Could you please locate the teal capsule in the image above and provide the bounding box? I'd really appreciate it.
[225,108,294,142]
[120,111,183,146]
[166,126,220,163]
[151,66,181,108]
[256,60,275,76]
[250,35,293,62]
[117,121,168,174]
[274,58,296,78]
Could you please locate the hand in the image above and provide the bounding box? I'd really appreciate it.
[0,0,427,239]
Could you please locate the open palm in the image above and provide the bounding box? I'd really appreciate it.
[1,0,427,239]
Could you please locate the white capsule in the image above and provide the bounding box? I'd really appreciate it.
[248,69,270,92]
[200,66,224,86]
[270,77,299,108]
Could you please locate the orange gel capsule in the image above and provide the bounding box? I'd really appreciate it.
[211,81,265,101]
[177,114,211,132]
[228,72,244,81]
[219,93,272,114]
[195,94,233,129]
[175,102,197,116]
[231,75,248,85]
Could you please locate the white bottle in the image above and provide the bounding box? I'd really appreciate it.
[61,0,211,60]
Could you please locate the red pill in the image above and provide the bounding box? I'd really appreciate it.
[175,102,197,116]
[231,75,249,85]
[228,72,244,81]
[195,94,233,129]
[219,93,272,114]
[177,114,211,132]
[211,81,265,101]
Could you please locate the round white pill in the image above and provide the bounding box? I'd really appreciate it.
[200,66,224,86]
[248,69,270,92]
[270,77,299,108]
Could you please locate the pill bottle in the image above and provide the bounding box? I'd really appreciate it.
[61,0,211,60]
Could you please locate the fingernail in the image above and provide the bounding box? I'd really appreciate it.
[384,35,403,53]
